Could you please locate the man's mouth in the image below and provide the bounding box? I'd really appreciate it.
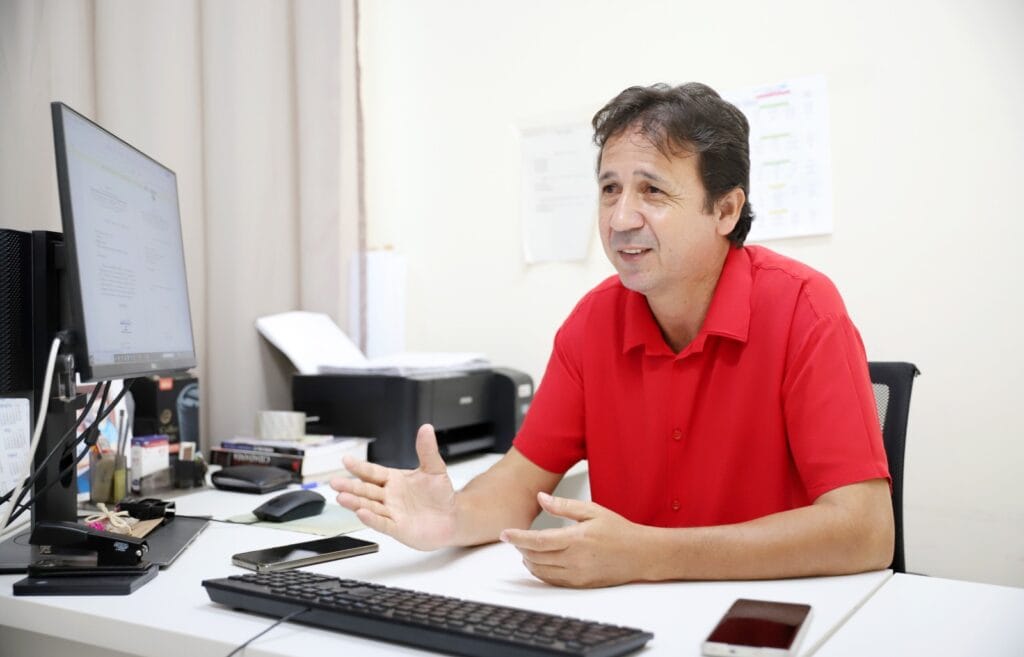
[619,248,651,256]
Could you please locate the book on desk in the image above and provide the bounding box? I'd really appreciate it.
[210,436,371,484]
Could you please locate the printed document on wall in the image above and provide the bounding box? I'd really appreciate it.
[519,123,597,263]
[0,398,31,520]
[725,75,833,241]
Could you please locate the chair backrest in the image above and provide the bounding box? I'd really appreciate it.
[867,361,919,573]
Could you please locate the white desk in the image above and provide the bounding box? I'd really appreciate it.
[0,456,889,657]
[0,522,889,657]
[815,572,1024,657]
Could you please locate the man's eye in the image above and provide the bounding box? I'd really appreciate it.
[601,183,619,194]
[646,186,662,195]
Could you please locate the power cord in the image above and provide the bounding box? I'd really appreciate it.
[0,337,62,535]
[5,380,133,529]
[0,382,105,509]
[0,382,111,532]
[175,515,231,525]
[225,606,311,657]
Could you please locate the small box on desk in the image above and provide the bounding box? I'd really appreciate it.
[130,375,200,451]
[131,434,170,494]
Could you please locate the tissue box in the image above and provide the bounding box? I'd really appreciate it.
[131,434,170,493]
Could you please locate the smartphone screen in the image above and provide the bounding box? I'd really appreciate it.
[703,599,812,657]
[232,535,378,573]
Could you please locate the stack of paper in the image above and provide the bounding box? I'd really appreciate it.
[318,352,490,376]
[255,311,490,376]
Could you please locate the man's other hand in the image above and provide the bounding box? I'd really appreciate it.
[499,492,650,588]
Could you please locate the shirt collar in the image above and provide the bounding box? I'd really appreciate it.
[622,246,752,357]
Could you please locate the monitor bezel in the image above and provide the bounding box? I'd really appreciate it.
[50,101,197,382]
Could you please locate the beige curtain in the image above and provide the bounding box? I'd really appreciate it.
[0,0,361,449]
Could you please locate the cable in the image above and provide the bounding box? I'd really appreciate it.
[225,606,310,657]
[2,381,109,521]
[33,382,106,474]
[9,378,130,521]
[0,383,105,508]
[6,379,133,528]
[0,337,62,534]
[0,515,30,542]
[175,515,230,525]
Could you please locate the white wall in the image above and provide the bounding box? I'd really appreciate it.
[359,0,1024,586]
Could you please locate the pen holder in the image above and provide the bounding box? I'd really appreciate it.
[90,452,128,505]
[173,457,207,489]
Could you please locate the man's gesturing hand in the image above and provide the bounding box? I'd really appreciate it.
[499,492,651,588]
[330,424,457,551]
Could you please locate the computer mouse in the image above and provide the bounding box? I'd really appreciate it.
[252,489,326,523]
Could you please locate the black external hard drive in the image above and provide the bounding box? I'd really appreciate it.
[12,562,159,596]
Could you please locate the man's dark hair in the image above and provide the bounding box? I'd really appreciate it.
[592,82,755,246]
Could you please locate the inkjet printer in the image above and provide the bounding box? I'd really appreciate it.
[292,367,533,468]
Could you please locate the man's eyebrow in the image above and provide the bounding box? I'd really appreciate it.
[597,169,669,184]
[635,169,670,185]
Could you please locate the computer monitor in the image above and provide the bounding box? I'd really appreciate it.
[0,103,201,572]
[51,102,196,381]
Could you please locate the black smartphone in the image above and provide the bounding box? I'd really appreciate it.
[232,535,378,573]
[702,598,813,657]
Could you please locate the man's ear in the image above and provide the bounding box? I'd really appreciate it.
[714,187,745,237]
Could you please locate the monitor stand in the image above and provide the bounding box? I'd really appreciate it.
[0,391,209,572]
[0,394,84,573]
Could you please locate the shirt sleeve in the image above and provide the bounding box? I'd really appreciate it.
[512,321,587,474]
[782,310,891,501]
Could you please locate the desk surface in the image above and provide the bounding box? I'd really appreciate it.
[0,519,889,657]
[815,572,1024,657]
[1,453,980,657]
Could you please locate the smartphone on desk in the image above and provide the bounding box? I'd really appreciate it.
[702,598,812,657]
[232,535,378,573]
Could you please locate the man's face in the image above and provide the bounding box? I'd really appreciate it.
[597,129,737,302]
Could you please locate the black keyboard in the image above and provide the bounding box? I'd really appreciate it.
[203,570,654,657]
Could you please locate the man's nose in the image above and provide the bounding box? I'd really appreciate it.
[608,191,644,232]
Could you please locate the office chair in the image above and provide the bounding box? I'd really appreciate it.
[867,361,920,574]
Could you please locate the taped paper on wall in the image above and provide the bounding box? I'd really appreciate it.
[519,122,598,263]
[0,398,31,520]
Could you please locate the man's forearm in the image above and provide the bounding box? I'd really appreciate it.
[640,479,894,581]
[450,484,537,547]
[450,448,564,547]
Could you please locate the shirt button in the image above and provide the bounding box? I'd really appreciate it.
[672,429,682,441]
[671,499,680,511]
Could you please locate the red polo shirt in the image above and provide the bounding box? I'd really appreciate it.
[513,245,889,528]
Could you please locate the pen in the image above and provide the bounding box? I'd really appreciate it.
[113,409,126,458]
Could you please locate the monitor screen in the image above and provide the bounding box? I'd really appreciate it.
[51,102,196,381]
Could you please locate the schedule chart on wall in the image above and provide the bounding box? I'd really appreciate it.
[725,74,834,242]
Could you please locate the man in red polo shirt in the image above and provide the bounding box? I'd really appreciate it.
[332,83,893,588]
